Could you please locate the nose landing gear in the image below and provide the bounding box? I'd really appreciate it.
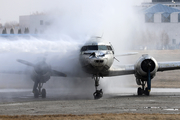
[93,75,103,99]
[93,89,103,99]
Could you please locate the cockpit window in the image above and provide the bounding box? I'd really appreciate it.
[98,45,108,50]
[81,45,113,52]
[107,46,112,50]
[81,46,87,51]
[88,45,98,50]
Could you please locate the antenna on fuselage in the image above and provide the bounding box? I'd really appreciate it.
[114,57,119,62]
[109,42,119,62]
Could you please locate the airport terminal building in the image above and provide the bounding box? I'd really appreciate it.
[0,14,51,34]
[133,0,180,49]
[142,0,180,8]
[19,14,51,34]
[143,4,180,43]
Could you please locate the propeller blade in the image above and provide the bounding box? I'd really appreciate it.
[147,68,151,91]
[17,59,34,67]
[114,57,120,62]
[51,70,67,77]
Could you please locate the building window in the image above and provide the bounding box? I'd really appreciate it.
[161,13,170,23]
[45,21,50,25]
[178,13,180,22]
[145,13,154,23]
[152,0,180,2]
[172,39,176,44]
[40,20,43,25]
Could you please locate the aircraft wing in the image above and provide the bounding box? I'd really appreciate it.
[0,69,67,77]
[102,64,135,77]
[0,70,29,74]
[51,70,67,77]
[102,61,180,77]
[158,61,180,71]
[115,52,138,57]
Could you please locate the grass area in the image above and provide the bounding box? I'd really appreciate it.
[1,113,180,120]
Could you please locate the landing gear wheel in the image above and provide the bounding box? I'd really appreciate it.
[137,87,143,96]
[42,89,46,98]
[145,87,150,96]
[93,89,103,99]
[34,89,39,98]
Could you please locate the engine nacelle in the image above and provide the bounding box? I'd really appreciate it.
[134,54,158,81]
[31,70,51,83]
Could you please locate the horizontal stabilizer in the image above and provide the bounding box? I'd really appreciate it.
[17,59,34,67]
[51,70,67,77]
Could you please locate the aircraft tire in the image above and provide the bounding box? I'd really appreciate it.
[137,87,143,96]
[144,87,150,96]
[42,89,46,98]
[93,89,103,99]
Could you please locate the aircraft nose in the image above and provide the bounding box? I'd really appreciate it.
[88,51,107,67]
[89,58,107,67]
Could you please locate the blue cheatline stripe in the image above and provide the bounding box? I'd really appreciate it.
[0,34,38,37]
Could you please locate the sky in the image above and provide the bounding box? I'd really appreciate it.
[0,0,144,24]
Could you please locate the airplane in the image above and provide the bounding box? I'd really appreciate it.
[16,59,66,98]
[79,36,180,99]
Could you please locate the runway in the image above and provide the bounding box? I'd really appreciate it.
[0,88,180,115]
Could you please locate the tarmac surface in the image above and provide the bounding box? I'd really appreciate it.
[0,88,180,115]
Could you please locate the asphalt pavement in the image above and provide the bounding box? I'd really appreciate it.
[0,88,180,115]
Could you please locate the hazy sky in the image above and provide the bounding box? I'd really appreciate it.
[0,0,143,24]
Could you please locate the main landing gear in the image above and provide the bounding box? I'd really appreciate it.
[93,75,103,99]
[137,58,153,96]
[137,69,151,96]
[137,81,150,96]
[33,81,46,98]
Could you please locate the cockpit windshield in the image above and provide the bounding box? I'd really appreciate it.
[81,45,112,51]
[87,45,98,50]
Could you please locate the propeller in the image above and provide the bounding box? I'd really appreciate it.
[141,59,155,72]
[17,59,67,77]
[17,59,34,67]
[147,68,151,91]
[141,59,154,91]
